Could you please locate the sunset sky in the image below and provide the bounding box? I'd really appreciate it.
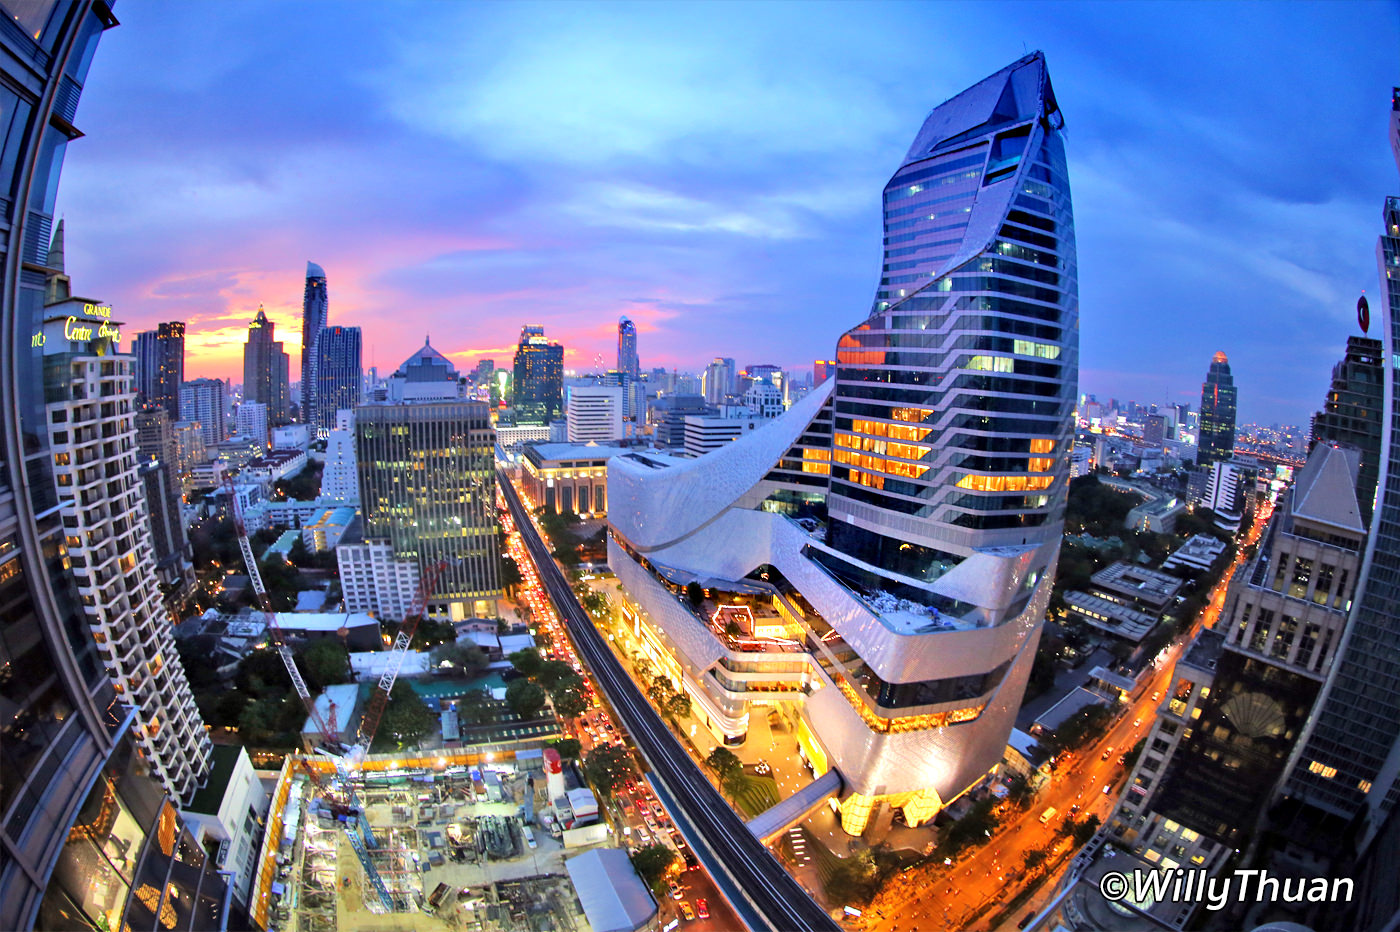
[57,0,1398,425]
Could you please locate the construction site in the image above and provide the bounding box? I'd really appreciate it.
[252,752,597,932]
[223,480,637,932]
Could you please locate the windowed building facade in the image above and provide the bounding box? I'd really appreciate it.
[607,52,1076,834]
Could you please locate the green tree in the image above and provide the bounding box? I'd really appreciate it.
[408,617,457,649]
[1072,814,1102,846]
[298,639,350,690]
[430,642,488,676]
[549,737,582,760]
[508,647,544,678]
[505,679,548,720]
[664,691,691,720]
[176,639,221,690]
[582,744,634,798]
[537,658,577,688]
[706,747,743,782]
[1022,847,1048,873]
[375,680,436,750]
[550,675,590,719]
[630,844,677,895]
[456,688,492,726]
[500,555,523,593]
[685,581,704,608]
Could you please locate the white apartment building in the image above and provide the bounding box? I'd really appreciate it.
[181,745,268,909]
[320,408,358,503]
[42,304,212,804]
[338,536,420,621]
[235,400,268,448]
[566,385,624,443]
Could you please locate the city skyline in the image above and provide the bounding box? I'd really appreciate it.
[56,2,1396,426]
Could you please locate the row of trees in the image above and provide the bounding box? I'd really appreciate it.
[631,655,692,721]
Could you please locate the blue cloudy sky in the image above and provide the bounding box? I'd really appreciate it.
[57,0,1399,425]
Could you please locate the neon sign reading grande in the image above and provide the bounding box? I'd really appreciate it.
[82,303,112,319]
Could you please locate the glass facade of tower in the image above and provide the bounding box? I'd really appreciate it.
[1310,334,1384,525]
[1286,90,1400,845]
[512,324,563,425]
[301,261,327,428]
[133,321,183,418]
[242,307,289,423]
[618,315,638,381]
[0,2,233,928]
[314,323,360,433]
[355,401,501,614]
[1197,352,1237,467]
[825,52,1077,585]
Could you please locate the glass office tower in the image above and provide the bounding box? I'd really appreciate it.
[609,52,1076,834]
[1197,351,1237,467]
[0,2,233,928]
[301,260,327,429]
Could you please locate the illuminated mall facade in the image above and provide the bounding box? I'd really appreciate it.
[607,53,1078,834]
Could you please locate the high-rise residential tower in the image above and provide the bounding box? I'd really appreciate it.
[314,323,361,434]
[1283,86,1400,853]
[0,4,235,927]
[133,320,184,418]
[1197,351,1237,467]
[608,52,1076,834]
[242,305,289,421]
[301,260,328,427]
[180,376,227,446]
[512,324,564,425]
[618,315,639,382]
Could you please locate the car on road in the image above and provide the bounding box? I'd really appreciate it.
[669,882,683,900]
[1101,746,1113,761]
[681,901,696,921]
[1039,807,1057,824]
[1134,717,1143,728]
[697,898,710,919]
[1102,783,1112,794]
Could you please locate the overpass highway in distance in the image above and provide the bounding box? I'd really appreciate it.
[499,472,842,932]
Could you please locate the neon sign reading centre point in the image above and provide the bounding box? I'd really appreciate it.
[64,316,119,342]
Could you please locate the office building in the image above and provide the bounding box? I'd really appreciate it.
[301,261,328,428]
[314,323,361,434]
[649,394,710,448]
[134,408,193,608]
[1283,87,1400,853]
[814,358,835,385]
[1197,351,1237,467]
[180,376,227,446]
[1143,413,1166,446]
[566,384,624,443]
[338,532,422,621]
[512,324,564,425]
[608,52,1076,834]
[321,408,358,503]
[618,315,639,382]
[1310,332,1383,525]
[1197,459,1252,533]
[234,400,268,449]
[702,356,735,404]
[172,419,207,489]
[242,305,290,421]
[353,346,501,620]
[132,320,184,418]
[521,442,617,516]
[0,7,237,926]
[1102,443,1365,927]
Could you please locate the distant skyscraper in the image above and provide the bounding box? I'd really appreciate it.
[315,323,361,434]
[618,316,639,381]
[1310,333,1384,525]
[1143,413,1166,446]
[702,356,735,403]
[512,324,564,424]
[1197,351,1237,467]
[180,376,228,445]
[813,358,835,385]
[609,52,1076,835]
[301,261,328,427]
[1285,86,1400,852]
[243,305,290,420]
[133,320,185,417]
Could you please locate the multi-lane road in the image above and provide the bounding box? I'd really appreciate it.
[500,471,842,932]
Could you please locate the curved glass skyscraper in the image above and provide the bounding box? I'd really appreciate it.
[1197,351,1237,467]
[608,52,1076,835]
